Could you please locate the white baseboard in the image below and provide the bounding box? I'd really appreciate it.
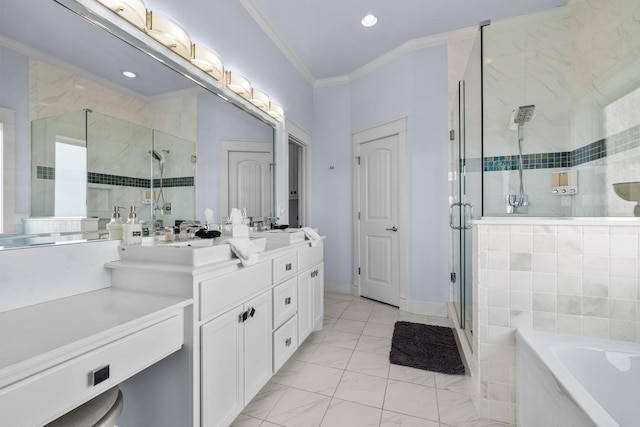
[325,281,353,294]
[405,300,448,317]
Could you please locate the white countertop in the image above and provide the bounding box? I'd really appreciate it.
[0,288,192,389]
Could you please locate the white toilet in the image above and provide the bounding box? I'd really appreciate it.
[45,387,123,427]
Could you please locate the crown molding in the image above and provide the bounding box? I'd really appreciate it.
[240,0,316,85]
[314,25,478,88]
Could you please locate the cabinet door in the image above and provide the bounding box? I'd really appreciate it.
[297,268,313,343]
[244,291,273,403]
[201,306,244,427]
[312,263,324,330]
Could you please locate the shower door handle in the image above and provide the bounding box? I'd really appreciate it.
[449,202,462,230]
[450,202,473,230]
[462,203,473,230]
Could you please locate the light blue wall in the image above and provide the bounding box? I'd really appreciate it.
[311,84,352,289]
[313,45,450,306]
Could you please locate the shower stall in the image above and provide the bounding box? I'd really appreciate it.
[450,0,640,345]
[30,110,196,232]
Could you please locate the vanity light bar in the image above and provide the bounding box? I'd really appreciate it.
[268,102,284,120]
[145,10,192,60]
[225,71,252,101]
[191,44,224,81]
[96,0,147,29]
[250,88,270,112]
[92,0,280,120]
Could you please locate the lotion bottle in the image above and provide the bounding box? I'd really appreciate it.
[106,206,123,240]
[122,205,142,245]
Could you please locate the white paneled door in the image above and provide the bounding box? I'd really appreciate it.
[228,151,273,218]
[357,135,400,306]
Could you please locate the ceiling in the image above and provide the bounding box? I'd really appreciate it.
[244,0,569,82]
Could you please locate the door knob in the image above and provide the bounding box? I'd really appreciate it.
[386,226,398,232]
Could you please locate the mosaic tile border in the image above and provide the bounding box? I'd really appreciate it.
[37,168,194,188]
[479,123,640,172]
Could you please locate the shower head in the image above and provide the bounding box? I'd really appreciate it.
[514,105,536,125]
[150,149,166,170]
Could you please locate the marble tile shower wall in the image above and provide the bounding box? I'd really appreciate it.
[29,58,197,224]
[482,0,640,217]
[473,222,640,423]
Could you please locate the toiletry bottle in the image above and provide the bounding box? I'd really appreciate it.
[106,206,123,240]
[122,205,142,245]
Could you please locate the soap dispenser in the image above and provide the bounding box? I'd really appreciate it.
[106,206,124,240]
[122,205,142,245]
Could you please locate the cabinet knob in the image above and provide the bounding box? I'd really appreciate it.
[285,297,291,305]
[92,365,110,386]
[285,337,292,347]
[285,263,292,271]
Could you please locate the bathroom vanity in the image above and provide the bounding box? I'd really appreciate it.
[106,234,324,427]
[0,288,190,426]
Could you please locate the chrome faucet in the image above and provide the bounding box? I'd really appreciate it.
[178,220,202,238]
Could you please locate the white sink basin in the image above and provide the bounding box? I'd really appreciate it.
[251,229,306,244]
[118,237,267,266]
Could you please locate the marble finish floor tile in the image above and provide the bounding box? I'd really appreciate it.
[265,388,331,427]
[234,294,508,427]
[334,371,387,408]
[320,399,382,427]
[383,379,439,422]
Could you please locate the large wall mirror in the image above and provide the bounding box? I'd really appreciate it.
[0,0,277,249]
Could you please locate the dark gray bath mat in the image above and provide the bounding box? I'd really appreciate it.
[390,321,465,375]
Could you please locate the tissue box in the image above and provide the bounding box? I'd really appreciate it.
[231,224,249,238]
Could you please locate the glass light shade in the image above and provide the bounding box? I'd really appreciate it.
[250,89,270,111]
[191,44,224,81]
[268,102,284,120]
[96,0,147,29]
[146,11,192,59]
[225,71,252,100]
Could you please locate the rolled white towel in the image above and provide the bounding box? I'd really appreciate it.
[301,227,321,247]
[224,237,259,266]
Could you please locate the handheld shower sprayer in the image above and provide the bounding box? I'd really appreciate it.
[507,105,536,214]
[151,149,165,171]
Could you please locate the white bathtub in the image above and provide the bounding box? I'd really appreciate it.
[516,329,640,427]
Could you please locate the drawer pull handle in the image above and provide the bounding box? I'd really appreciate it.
[92,365,110,386]
[239,310,249,323]
[285,337,292,347]
[249,307,256,317]
[285,263,292,271]
[285,297,291,305]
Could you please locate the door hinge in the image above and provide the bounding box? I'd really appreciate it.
[356,156,361,165]
[449,129,455,141]
[450,272,457,283]
[358,267,361,275]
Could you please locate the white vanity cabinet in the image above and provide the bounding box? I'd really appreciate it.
[201,290,272,427]
[297,243,325,343]
[0,289,190,427]
[106,238,324,427]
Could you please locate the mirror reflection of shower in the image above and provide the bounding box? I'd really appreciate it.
[150,149,169,223]
[507,104,535,214]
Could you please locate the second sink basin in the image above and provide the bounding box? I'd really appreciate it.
[118,237,267,266]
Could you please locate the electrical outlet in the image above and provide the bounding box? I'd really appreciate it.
[164,202,172,214]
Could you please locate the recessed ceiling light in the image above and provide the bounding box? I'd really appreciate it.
[361,14,378,27]
[121,70,137,78]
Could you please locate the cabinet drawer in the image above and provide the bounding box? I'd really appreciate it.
[273,252,297,284]
[298,242,323,271]
[273,277,297,329]
[273,315,298,373]
[200,261,272,320]
[0,313,183,427]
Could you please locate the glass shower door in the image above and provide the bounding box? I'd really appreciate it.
[451,30,483,345]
